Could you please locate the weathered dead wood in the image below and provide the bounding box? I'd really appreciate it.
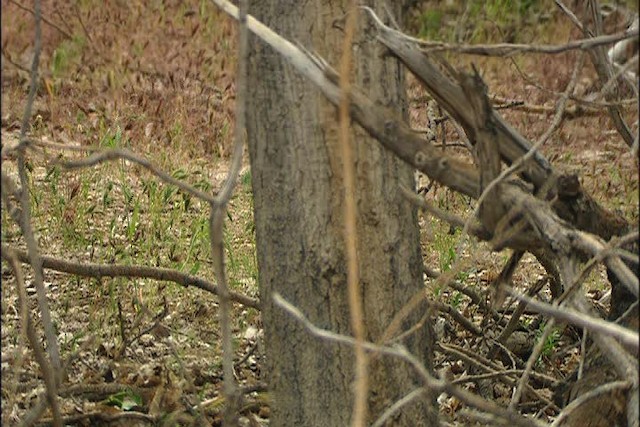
[213,2,639,423]
[585,0,636,149]
[459,70,504,232]
[213,0,638,310]
[1,244,260,309]
[212,0,480,200]
[369,12,554,190]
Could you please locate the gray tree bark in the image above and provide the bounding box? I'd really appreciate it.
[246,1,438,425]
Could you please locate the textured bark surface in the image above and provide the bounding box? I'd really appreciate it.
[246,1,437,425]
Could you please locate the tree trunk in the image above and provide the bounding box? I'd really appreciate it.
[246,1,438,425]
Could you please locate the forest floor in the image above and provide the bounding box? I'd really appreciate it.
[1,1,638,426]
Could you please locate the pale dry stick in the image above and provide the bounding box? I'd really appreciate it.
[19,336,98,427]
[572,294,640,427]
[451,369,558,386]
[7,0,73,40]
[370,388,426,427]
[1,170,23,223]
[617,300,639,326]
[578,328,588,380]
[1,244,260,309]
[612,247,640,265]
[507,56,638,109]
[1,248,36,425]
[360,5,637,58]
[338,3,368,425]
[508,290,639,352]
[273,292,547,427]
[452,51,582,266]
[503,185,639,300]
[572,230,639,297]
[493,277,547,349]
[208,0,250,424]
[13,0,62,403]
[437,342,561,411]
[457,408,514,426]
[431,301,482,336]
[386,313,429,345]
[399,186,490,240]
[26,138,104,152]
[424,267,500,321]
[549,380,631,427]
[593,53,639,101]
[418,30,638,56]
[461,51,585,244]
[508,317,557,411]
[555,0,589,35]
[3,249,62,427]
[572,293,639,371]
[587,0,635,148]
[59,148,216,204]
[377,258,472,345]
[616,230,640,250]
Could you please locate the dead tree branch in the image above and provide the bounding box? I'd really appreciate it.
[11,2,63,422]
[57,148,217,204]
[1,244,260,309]
[208,1,250,423]
[273,292,547,427]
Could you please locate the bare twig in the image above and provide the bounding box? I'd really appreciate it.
[370,388,426,427]
[208,0,251,423]
[399,185,490,240]
[58,148,217,204]
[4,248,62,427]
[584,0,636,148]
[338,2,368,426]
[592,52,639,101]
[507,290,638,352]
[377,13,637,58]
[7,0,73,40]
[1,244,260,309]
[509,317,557,411]
[451,369,557,387]
[572,230,639,297]
[550,380,631,427]
[377,258,470,345]
[437,342,560,411]
[273,292,547,427]
[432,301,482,336]
[13,2,63,418]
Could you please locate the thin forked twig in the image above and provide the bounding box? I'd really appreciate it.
[4,249,62,427]
[12,3,63,424]
[508,290,638,352]
[7,0,73,40]
[362,5,637,56]
[370,388,426,427]
[58,148,217,204]
[273,292,547,427]
[208,0,251,424]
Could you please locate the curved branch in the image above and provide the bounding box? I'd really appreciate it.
[1,244,260,309]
